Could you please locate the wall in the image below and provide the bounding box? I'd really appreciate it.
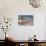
[44,15,46,40]
[0,0,46,40]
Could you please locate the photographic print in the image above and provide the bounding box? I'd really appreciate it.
[18,15,33,26]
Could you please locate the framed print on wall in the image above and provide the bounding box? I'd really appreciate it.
[18,15,33,26]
